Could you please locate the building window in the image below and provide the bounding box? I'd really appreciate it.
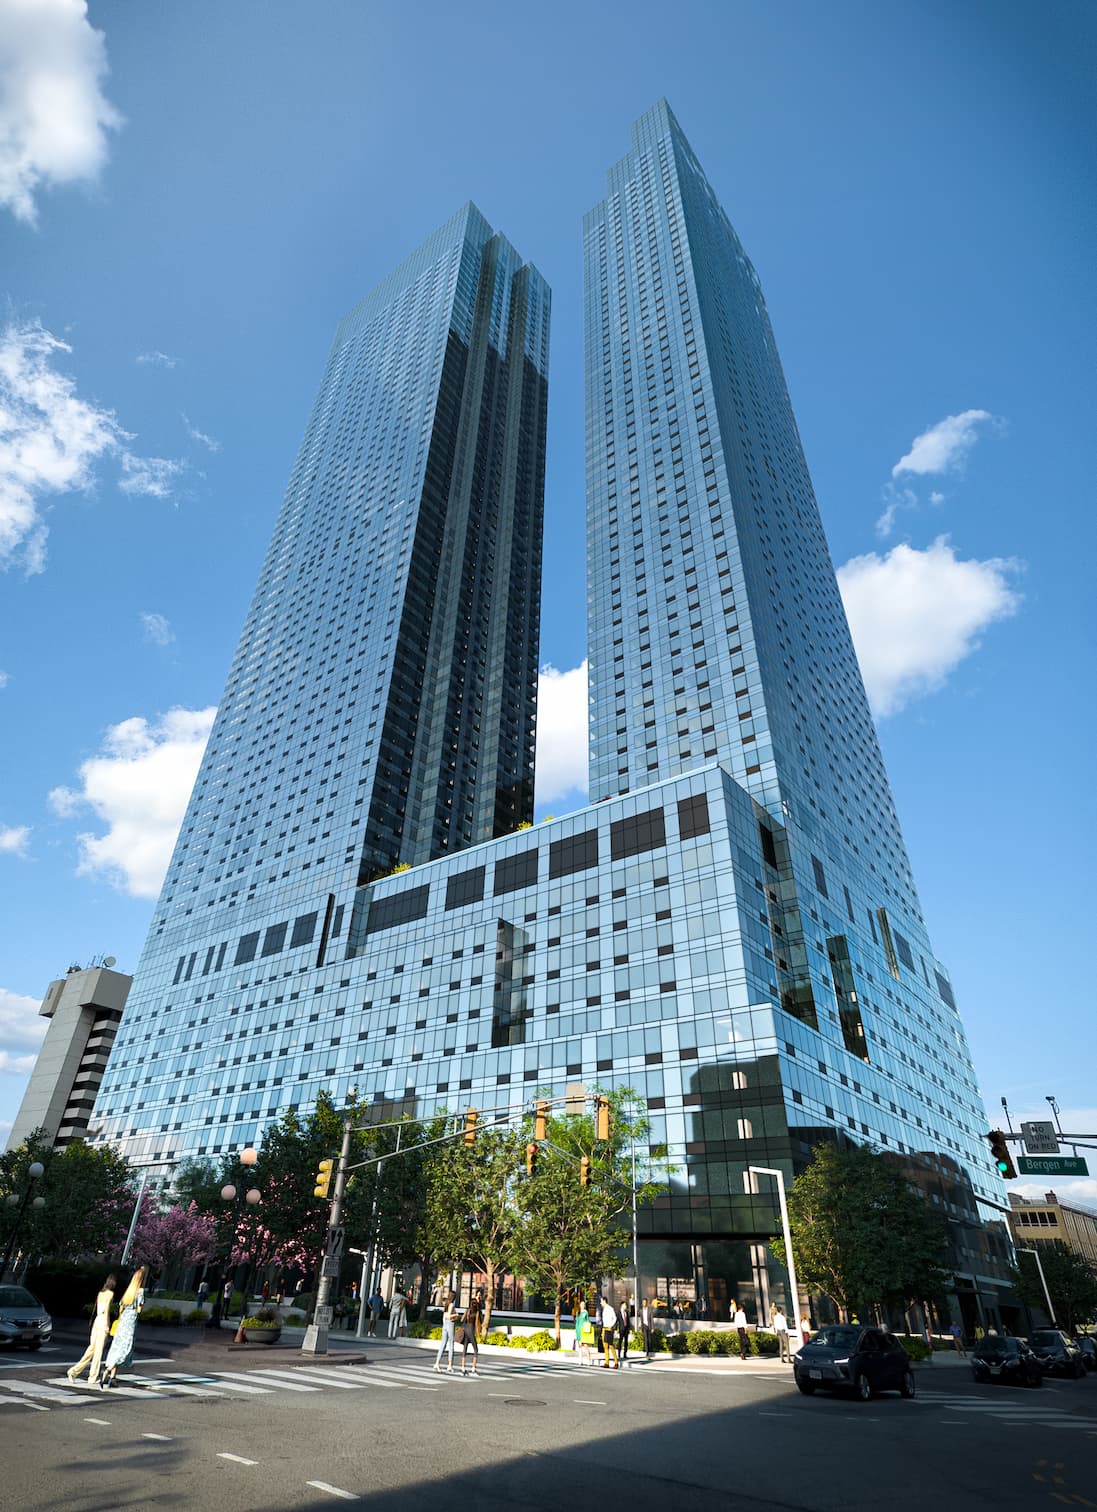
[234,932,260,966]
[811,854,828,898]
[610,806,666,862]
[445,866,486,910]
[494,850,538,896]
[366,884,431,934]
[677,792,710,840]
[549,830,599,879]
[261,922,288,958]
[290,912,318,948]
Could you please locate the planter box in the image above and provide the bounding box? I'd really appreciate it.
[243,1329,282,1345]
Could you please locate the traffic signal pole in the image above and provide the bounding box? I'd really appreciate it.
[302,1117,353,1356]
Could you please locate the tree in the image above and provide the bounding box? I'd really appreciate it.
[370,1114,455,1319]
[1,1133,134,1264]
[1013,1242,1097,1332]
[770,1142,949,1322]
[172,1158,224,1215]
[515,1088,667,1346]
[426,1122,526,1335]
[129,1197,219,1278]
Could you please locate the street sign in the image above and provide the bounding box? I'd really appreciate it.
[1020,1120,1059,1155]
[1016,1155,1089,1176]
[322,1256,341,1279]
[313,1305,333,1328]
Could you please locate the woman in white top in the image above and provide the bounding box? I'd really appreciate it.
[433,1290,459,1372]
[68,1274,116,1385]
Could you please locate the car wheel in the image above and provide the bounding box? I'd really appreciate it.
[853,1371,872,1402]
[899,1369,916,1398]
[796,1378,816,1395]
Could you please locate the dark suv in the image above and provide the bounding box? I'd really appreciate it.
[971,1334,1042,1388]
[794,1325,915,1401]
[1029,1329,1086,1378]
[1073,1336,1097,1373]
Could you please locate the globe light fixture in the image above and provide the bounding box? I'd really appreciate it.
[221,1184,237,1202]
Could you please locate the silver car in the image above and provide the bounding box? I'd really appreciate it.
[0,1285,52,1349]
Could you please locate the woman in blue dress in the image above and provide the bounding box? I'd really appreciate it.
[101,1266,148,1388]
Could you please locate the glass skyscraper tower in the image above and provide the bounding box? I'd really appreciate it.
[89,109,1011,1329]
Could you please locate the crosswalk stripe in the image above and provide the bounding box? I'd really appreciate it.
[286,1368,367,1389]
[2,1380,94,1403]
[116,1373,225,1397]
[220,1369,320,1392]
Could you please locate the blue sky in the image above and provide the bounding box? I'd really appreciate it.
[1,1,1094,1200]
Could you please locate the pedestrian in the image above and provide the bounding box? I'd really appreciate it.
[367,1288,383,1337]
[277,1276,286,1307]
[618,1297,631,1365]
[388,1285,408,1338]
[641,1297,655,1358]
[222,1277,233,1318]
[262,1280,270,1302]
[433,1290,459,1372]
[195,1278,208,1310]
[592,1294,603,1357]
[949,1320,965,1356]
[460,1289,482,1376]
[100,1267,148,1389]
[575,1297,592,1366]
[772,1306,791,1363]
[733,1302,749,1361]
[799,1314,812,1347]
[601,1296,619,1369]
[68,1273,116,1386]
[986,1324,998,1337]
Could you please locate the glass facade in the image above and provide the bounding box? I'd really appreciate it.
[88,108,1011,1326]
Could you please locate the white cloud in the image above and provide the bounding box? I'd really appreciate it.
[50,705,215,897]
[874,482,918,539]
[140,610,174,646]
[534,660,589,807]
[182,414,220,452]
[0,319,185,572]
[0,0,122,224]
[136,350,178,369]
[892,409,993,477]
[0,985,46,1076]
[0,824,30,855]
[838,537,1021,717]
[0,670,8,688]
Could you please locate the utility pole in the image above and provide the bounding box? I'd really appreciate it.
[302,1118,352,1356]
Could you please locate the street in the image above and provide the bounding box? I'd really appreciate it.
[1,1334,1095,1510]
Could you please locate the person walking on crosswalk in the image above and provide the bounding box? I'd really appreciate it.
[68,1274,116,1386]
[100,1268,148,1389]
[433,1290,459,1372]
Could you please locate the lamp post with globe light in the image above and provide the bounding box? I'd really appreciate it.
[208,1147,260,1336]
[0,1161,46,1281]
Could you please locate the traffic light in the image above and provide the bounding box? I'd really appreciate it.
[534,1100,548,1142]
[314,1157,334,1199]
[595,1096,611,1142]
[526,1141,539,1177]
[987,1130,1016,1180]
[579,1156,591,1188]
[464,1109,479,1147]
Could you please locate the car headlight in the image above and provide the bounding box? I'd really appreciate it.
[833,1357,849,1365]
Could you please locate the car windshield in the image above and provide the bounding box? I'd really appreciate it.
[809,1326,862,1349]
[0,1287,39,1308]
[1030,1331,1062,1348]
[976,1338,1010,1357]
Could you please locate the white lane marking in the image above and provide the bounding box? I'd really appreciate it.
[573,1399,607,1405]
[117,1373,225,1397]
[285,1368,366,1388]
[142,1433,173,1441]
[405,1386,438,1391]
[0,1380,88,1403]
[305,1482,356,1500]
[202,1375,273,1395]
[217,1370,318,1393]
[217,1452,258,1466]
[84,1417,112,1425]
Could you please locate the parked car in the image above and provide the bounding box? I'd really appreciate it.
[1072,1335,1097,1373]
[971,1334,1042,1388]
[0,1285,53,1349]
[793,1324,915,1401]
[1028,1329,1086,1378]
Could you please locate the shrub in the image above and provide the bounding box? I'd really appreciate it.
[138,1306,182,1326]
[521,1330,558,1352]
[241,1308,281,1330]
[485,1331,510,1347]
[406,1320,434,1339]
[752,1330,779,1356]
[186,1308,209,1325]
[25,1261,113,1318]
[712,1330,736,1355]
[649,1327,668,1353]
[898,1335,931,1361]
[666,1333,689,1354]
[685,1329,712,1354]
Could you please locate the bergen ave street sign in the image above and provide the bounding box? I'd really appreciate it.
[1016,1155,1090,1176]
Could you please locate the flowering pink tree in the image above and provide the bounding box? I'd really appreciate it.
[130,1197,219,1278]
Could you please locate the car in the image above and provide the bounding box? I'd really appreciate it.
[0,1285,53,1349]
[971,1334,1042,1388]
[1028,1329,1086,1379]
[1072,1335,1097,1373]
[793,1324,915,1401]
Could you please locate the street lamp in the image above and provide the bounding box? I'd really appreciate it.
[0,1161,46,1281]
[1017,1246,1057,1327]
[746,1164,803,1346]
[215,1147,260,1337]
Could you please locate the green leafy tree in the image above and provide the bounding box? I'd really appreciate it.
[515,1088,668,1346]
[770,1142,949,1321]
[171,1157,224,1215]
[426,1121,526,1335]
[364,1114,451,1319]
[1012,1242,1097,1332]
[1,1133,134,1263]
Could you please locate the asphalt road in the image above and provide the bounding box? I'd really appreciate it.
[1,1336,1095,1511]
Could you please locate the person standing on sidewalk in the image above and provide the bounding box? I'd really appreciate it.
[68,1274,116,1385]
[949,1320,966,1356]
[433,1290,459,1373]
[195,1278,208,1310]
[733,1302,750,1361]
[640,1298,655,1357]
[772,1307,791,1363]
[367,1288,383,1337]
[388,1285,408,1338]
[617,1298,632,1365]
[600,1297,620,1369]
[575,1298,592,1366]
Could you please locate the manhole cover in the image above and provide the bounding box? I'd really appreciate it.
[503,1397,546,1407]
